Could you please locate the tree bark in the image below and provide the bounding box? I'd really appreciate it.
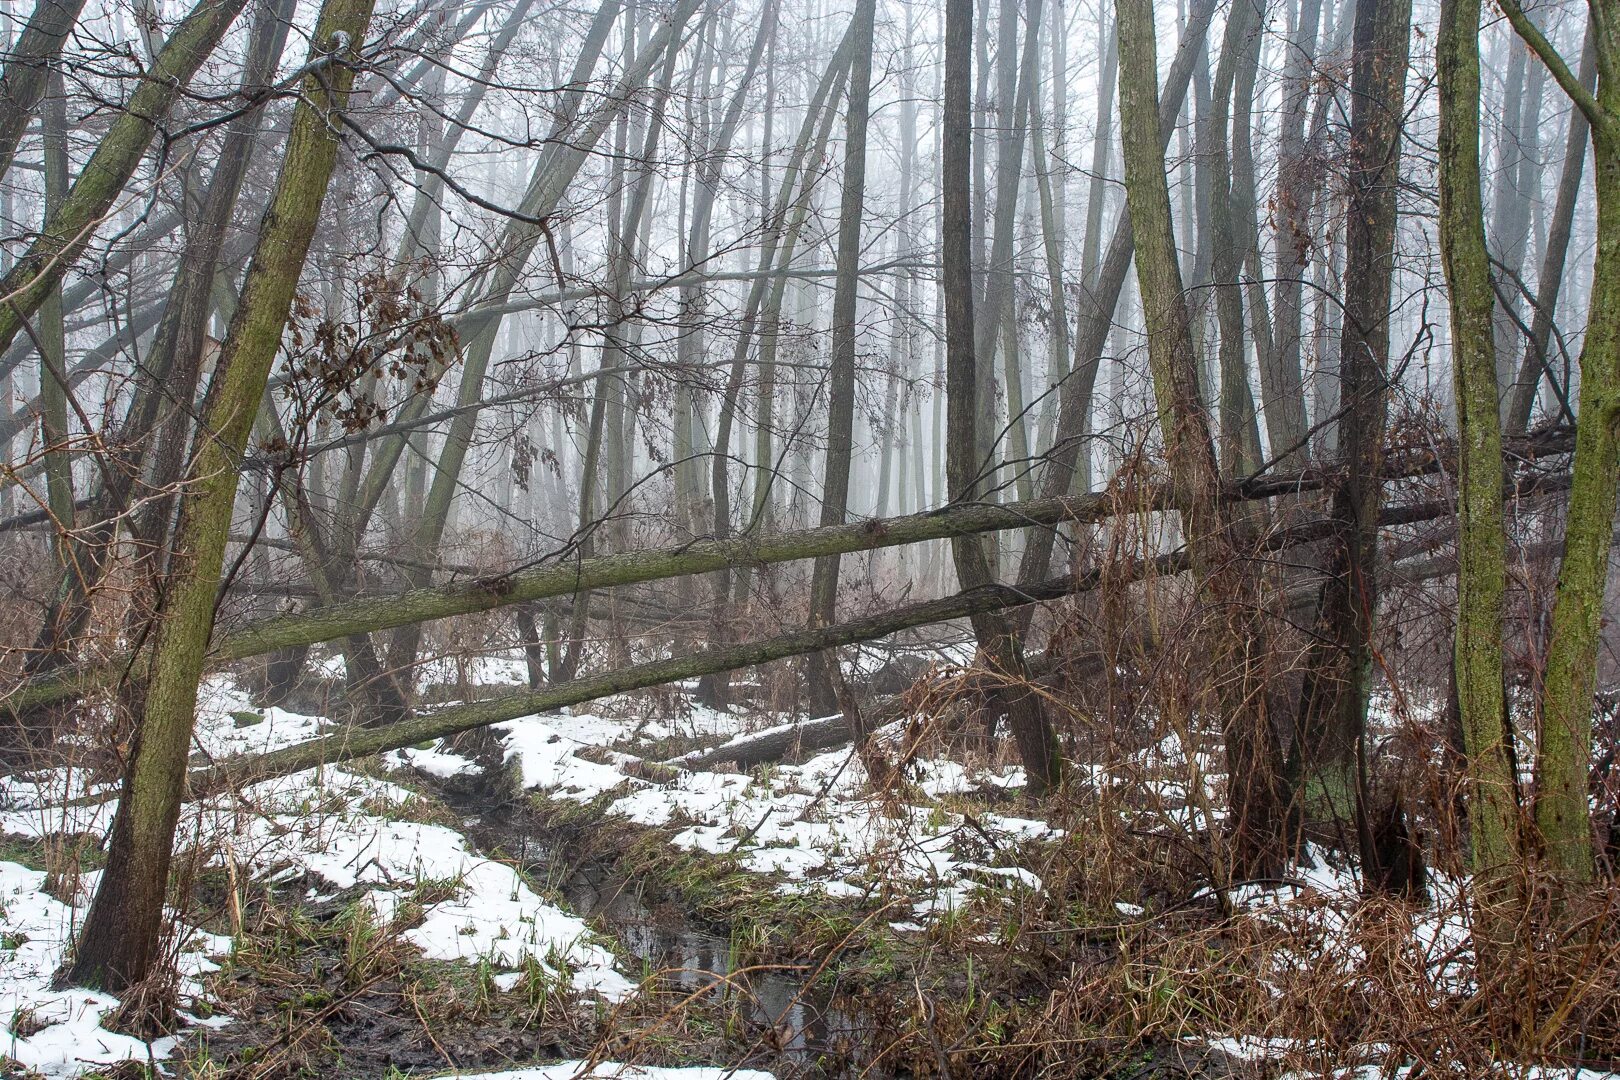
[1436,0,1522,895]
[1116,0,1286,875]
[804,0,876,720]
[942,0,1062,794]
[1505,18,1597,434]
[1515,8,1619,886]
[1290,0,1411,862]
[0,0,250,367]
[65,0,376,992]
[0,0,90,183]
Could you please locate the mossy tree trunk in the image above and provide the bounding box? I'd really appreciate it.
[65,0,378,991]
[1435,0,1522,901]
[1116,0,1286,875]
[1491,0,1618,886]
[0,0,249,366]
[0,0,89,182]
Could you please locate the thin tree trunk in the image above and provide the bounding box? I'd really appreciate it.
[1290,0,1412,866]
[942,0,1062,795]
[1505,18,1597,433]
[1116,0,1286,875]
[36,69,71,532]
[804,0,876,721]
[1207,0,1265,477]
[1267,0,1323,467]
[1500,3,1620,885]
[0,0,250,368]
[1436,0,1521,898]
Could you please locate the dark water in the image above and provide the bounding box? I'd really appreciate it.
[437,768,869,1073]
[560,866,862,1061]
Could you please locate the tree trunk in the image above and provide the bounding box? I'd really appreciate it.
[942,0,1062,795]
[1436,0,1522,897]
[804,0,876,721]
[1116,0,1286,876]
[1207,0,1265,477]
[1505,18,1597,433]
[66,0,377,992]
[1267,0,1323,467]
[1290,0,1411,864]
[1522,28,1619,886]
[0,0,250,367]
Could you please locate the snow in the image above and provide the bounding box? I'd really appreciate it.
[0,676,645,1078]
[5,672,1603,1080]
[483,703,1063,920]
[497,711,643,798]
[392,740,480,778]
[0,862,227,1078]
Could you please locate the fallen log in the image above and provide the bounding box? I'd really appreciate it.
[188,564,1185,796]
[8,492,1156,716]
[665,713,859,771]
[188,513,1384,793]
[3,434,1575,717]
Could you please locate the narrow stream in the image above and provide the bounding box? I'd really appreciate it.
[560,864,862,1061]
[435,765,873,1075]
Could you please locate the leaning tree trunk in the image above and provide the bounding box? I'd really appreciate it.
[804,0,876,721]
[0,0,90,183]
[0,0,249,369]
[66,0,378,992]
[1505,17,1597,434]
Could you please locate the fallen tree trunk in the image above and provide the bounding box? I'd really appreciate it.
[3,431,1575,717]
[666,713,862,770]
[658,487,1591,775]
[188,567,1182,795]
[6,490,1171,714]
[87,486,1585,800]
[188,510,1381,793]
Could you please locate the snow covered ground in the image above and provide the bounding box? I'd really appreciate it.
[0,657,1612,1079]
[478,698,1062,922]
[0,676,640,1077]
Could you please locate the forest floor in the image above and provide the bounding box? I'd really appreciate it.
[0,654,1616,1079]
